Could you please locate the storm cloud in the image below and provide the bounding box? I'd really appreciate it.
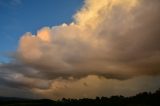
[0,0,160,99]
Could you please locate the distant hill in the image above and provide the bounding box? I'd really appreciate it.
[0,97,29,101]
[0,88,160,106]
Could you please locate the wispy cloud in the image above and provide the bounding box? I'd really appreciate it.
[0,0,22,8]
[10,0,22,6]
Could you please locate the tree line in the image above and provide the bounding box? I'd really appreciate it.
[0,88,160,106]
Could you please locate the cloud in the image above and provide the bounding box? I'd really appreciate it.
[10,0,22,6]
[0,0,22,8]
[0,62,160,99]
[31,75,160,99]
[0,0,160,99]
[17,0,160,79]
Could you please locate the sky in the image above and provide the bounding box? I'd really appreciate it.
[0,0,83,62]
[0,0,160,99]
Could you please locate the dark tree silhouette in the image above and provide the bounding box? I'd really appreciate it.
[0,88,160,106]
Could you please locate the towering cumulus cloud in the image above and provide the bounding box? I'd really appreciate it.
[19,0,160,79]
[0,0,160,99]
